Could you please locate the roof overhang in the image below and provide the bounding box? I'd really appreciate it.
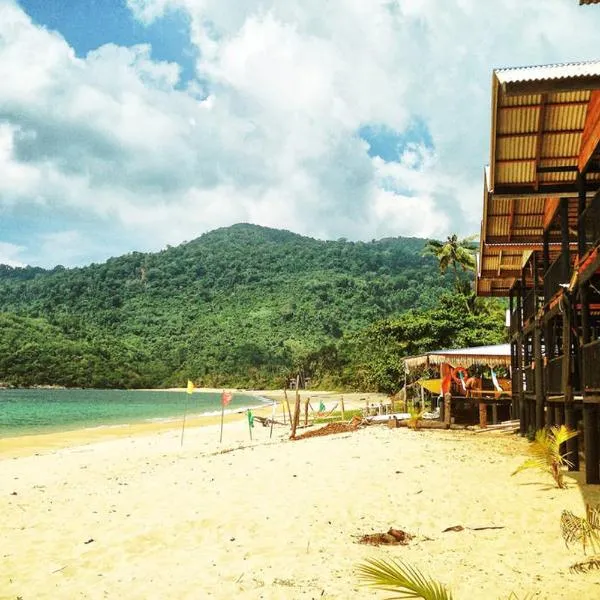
[405,344,511,372]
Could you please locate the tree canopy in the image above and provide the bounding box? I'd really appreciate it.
[0,224,506,391]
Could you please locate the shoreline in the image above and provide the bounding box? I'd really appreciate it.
[0,389,389,459]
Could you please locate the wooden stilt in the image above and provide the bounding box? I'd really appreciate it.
[444,393,452,426]
[479,402,487,428]
[584,404,600,484]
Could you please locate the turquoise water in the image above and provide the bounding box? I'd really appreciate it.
[0,388,268,438]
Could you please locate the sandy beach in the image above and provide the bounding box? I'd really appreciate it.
[2,391,600,599]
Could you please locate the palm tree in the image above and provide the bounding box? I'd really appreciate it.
[422,234,477,278]
[423,234,477,312]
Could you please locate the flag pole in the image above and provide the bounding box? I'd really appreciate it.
[219,394,225,443]
[247,410,253,440]
[269,400,276,439]
[181,379,194,447]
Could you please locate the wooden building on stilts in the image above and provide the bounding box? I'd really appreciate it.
[477,61,600,484]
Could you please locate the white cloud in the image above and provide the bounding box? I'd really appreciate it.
[1,0,599,267]
[0,241,26,267]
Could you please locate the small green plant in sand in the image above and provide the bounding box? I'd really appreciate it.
[561,504,600,573]
[512,425,577,489]
[356,558,534,599]
[407,403,425,430]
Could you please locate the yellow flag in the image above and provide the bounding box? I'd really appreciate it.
[187,380,194,394]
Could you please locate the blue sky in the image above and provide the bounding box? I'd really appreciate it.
[1,0,600,267]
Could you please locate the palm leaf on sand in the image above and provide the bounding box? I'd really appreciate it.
[356,558,453,600]
[511,425,577,489]
[561,504,600,555]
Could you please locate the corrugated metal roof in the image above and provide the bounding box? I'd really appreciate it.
[580,1,600,5]
[496,61,600,85]
[479,62,600,298]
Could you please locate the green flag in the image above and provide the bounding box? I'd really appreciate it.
[247,410,254,428]
[319,401,326,413]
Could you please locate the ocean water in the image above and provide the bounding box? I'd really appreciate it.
[0,388,269,438]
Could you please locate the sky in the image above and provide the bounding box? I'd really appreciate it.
[1,0,599,268]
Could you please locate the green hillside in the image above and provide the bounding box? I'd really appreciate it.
[0,223,505,390]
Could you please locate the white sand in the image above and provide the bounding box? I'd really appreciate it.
[2,412,600,599]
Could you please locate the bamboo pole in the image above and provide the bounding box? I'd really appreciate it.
[219,401,225,443]
[270,401,276,439]
[291,390,301,439]
[284,388,292,423]
[282,389,287,424]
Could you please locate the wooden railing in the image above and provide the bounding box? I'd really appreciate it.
[580,190,600,253]
[544,257,569,304]
[546,356,563,395]
[583,339,600,392]
[523,288,538,324]
[523,365,534,393]
[510,308,521,337]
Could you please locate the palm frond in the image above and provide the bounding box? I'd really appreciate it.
[356,558,453,600]
[561,505,600,554]
[569,556,600,574]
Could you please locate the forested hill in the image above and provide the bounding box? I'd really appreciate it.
[0,223,504,390]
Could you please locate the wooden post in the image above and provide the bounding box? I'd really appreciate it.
[562,295,579,471]
[340,396,345,421]
[283,388,292,424]
[534,325,544,432]
[584,404,600,484]
[492,403,498,425]
[479,401,487,428]
[290,391,301,439]
[444,393,452,426]
[515,282,526,436]
[304,397,309,427]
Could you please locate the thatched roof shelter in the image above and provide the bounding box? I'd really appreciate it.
[404,344,511,372]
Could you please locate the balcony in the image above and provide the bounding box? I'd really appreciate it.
[583,339,600,393]
[580,190,600,253]
[544,256,569,304]
[522,288,540,325]
[523,365,534,394]
[546,356,563,395]
[509,307,521,338]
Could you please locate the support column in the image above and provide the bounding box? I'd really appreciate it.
[563,297,579,471]
[584,404,600,484]
[515,282,526,436]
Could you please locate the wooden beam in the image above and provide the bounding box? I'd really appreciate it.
[501,77,600,96]
[507,198,515,243]
[496,155,578,164]
[497,249,503,277]
[534,94,548,192]
[497,128,584,138]
[499,100,589,111]
[578,90,600,173]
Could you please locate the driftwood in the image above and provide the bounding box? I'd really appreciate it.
[253,415,286,427]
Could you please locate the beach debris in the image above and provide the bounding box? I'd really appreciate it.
[442,525,505,533]
[292,415,364,440]
[443,525,464,533]
[84,538,95,544]
[357,528,413,546]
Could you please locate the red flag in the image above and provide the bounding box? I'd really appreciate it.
[221,391,232,407]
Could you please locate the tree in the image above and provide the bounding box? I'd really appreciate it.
[422,234,477,278]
